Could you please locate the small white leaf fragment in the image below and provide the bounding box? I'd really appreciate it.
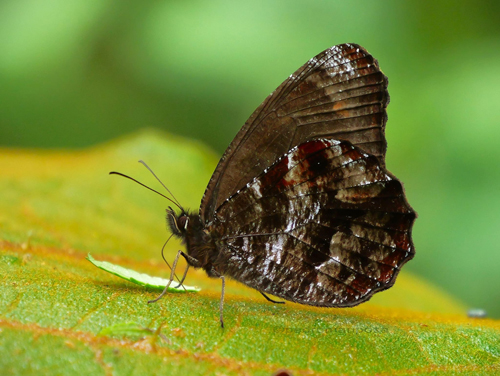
[86,253,200,293]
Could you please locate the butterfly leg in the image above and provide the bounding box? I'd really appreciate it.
[209,268,226,328]
[260,291,285,304]
[219,275,225,328]
[180,251,202,266]
[173,251,202,288]
[148,250,182,304]
[173,264,189,289]
[160,235,184,289]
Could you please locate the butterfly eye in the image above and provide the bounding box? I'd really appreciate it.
[178,216,189,231]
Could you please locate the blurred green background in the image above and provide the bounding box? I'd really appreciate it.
[1,1,500,317]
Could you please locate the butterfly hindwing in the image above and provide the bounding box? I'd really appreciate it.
[210,139,415,307]
[201,43,390,225]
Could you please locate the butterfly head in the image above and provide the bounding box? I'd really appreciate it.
[166,206,190,238]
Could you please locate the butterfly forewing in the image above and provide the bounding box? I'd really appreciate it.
[210,139,415,307]
[201,43,390,224]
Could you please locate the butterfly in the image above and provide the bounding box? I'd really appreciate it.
[112,43,416,327]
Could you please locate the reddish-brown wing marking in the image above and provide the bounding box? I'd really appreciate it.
[201,43,389,225]
[209,139,415,306]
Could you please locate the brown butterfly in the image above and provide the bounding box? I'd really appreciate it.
[112,43,416,327]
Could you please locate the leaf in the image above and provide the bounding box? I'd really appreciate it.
[1,130,499,375]
[86,253,200,293]
[98,321,171,344]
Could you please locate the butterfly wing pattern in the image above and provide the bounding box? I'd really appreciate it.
[201,43,391,224]
[210,138,415,306]
[201,43,415,307]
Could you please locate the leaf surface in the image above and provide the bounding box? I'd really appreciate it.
[1,130,499,375]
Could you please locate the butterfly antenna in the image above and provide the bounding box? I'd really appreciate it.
[161,234,185,289]
[109,171,183,211]
[138,160,184,212]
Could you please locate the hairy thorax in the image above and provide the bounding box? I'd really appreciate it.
[168,211,222,278]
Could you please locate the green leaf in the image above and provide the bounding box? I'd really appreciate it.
[98,321,171,344]
[1,130,499,375]
[86,253,200,293]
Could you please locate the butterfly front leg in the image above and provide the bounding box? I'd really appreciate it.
[173,264,189,289]
[173,251,202,288]
[148,250,185,304]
